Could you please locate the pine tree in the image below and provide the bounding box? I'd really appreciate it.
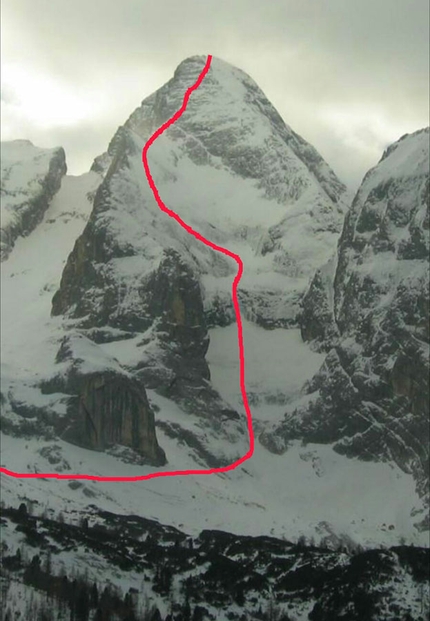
[149,608,162,621]
[93,608,103,621]
[297,535,307,549]
[90,583,99,608]
[44,549,53,575]
[182,600,192,621]
[75,586,90,621]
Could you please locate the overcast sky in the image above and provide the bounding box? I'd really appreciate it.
[1,0,429,190]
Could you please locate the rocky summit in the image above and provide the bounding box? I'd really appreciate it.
[1,56,429,621]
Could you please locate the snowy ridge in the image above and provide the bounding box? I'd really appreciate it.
[0,140,66,260]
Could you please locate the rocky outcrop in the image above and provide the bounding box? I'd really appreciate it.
[63,371,166,465]
[298,255,339,349]
[265,128,430,512]
[1,140,66,260]
[42,334,166,466]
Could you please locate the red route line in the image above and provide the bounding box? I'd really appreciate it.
[0,54,255,482]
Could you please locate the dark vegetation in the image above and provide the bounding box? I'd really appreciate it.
[1,502,429,620]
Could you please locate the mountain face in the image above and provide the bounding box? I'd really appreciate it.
[88,55,349,329]
[48,55,348,466]
[263,128,430,523]
[0,140,66,261]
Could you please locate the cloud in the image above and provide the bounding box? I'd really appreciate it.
[1,0,428,189]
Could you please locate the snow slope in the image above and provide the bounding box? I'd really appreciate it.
[1,140,66,260]
[1,172,100,406]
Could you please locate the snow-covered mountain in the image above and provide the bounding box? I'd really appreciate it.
[47,55,350,468]
[0,140,66,261]
[262,128,430,529]
[87,55,349,330]
[1,56,428,620]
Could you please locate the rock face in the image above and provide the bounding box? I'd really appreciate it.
[50,55,348,464]
[1,140,66,260]
[265,128,430,513]
[42,334,166,466]
[64,370,166,464]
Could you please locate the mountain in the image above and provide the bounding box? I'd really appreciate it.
[0,140,66,261]
[45,55,349,468]
[1,55,429,621]
[262,127,430,527]
[87,55,349,329]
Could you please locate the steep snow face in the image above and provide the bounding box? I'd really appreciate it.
[89,55,349,328]
[135,55,349,278]
[267,128,430,525]
[132,56,346,203]
[0,172,101,432]
[0,140,66,261]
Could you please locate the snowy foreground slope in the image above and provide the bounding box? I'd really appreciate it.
[1,56,429,620]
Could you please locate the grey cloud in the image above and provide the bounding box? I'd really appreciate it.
[2,0,429,189]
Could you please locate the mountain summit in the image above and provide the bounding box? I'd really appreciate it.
[60,55,349,328]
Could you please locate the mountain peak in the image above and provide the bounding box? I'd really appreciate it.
[95,54,347,210]
[173,54,258,89]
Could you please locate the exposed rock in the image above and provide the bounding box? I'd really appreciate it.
[62,371,165,465]
[1,140,66,260]
[299,255,340,350]
[42,334,166,466]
